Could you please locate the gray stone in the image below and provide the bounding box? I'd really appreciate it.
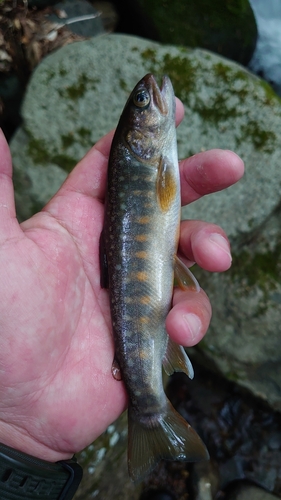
[12,127,67,222]
[192,205,281,411]
[12,34,281,233]
[192,462,219,500]
[226,483,279,500]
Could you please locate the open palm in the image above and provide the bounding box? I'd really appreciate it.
[0,122,243,462]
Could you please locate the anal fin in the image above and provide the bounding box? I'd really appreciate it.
[163,338,194,379]
[174,254,200,292]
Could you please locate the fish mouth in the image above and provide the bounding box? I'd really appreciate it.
[142,74,173,115]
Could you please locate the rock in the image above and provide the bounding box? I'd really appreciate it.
[10,34,281,411]
[73,413,142,500]
[128,0,257,65]
[47,0,104,38]
[191,462,219,500]
[192,205,281,411]
[226,483,280,500]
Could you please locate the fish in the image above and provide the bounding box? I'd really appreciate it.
[100,73,209,482]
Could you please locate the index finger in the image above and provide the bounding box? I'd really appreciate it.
[179,149,244,206]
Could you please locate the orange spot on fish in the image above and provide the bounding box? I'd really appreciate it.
[135,251,148,259]
[140,295,151,305]
[136,271,148,282]
[140,316,149,324]
[139,349,148,359]
[135,234,148,242]
[137,216,150,224]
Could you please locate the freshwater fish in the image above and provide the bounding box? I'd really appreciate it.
[100,73,209,482]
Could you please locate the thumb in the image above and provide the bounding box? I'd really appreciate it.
[0,130,20,242]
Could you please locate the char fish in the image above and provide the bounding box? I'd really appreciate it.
[100,73,209,482]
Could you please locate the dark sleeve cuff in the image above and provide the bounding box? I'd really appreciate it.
[0,442,83,500]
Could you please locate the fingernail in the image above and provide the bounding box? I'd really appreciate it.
[183,313,202,341]
[209,233,232,261]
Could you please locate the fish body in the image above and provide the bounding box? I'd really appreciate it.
[100,74,209,481]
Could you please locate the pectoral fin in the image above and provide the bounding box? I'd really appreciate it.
[163,338,194,379]
[156,156,177,212]
[174,255,200,292]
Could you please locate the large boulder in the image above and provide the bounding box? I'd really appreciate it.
[119,0,257,66]
[10,34,281,412]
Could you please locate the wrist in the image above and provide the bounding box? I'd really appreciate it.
[0,420,73,463]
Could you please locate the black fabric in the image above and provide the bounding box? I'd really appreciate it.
[0,443,83,500]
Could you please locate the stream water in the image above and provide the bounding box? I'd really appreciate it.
[248,0,281,96]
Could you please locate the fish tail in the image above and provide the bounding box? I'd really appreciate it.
[127,399,209,482]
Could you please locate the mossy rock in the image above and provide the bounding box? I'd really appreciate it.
[11,34,281,232]
[137,0,257,65]
[192,206,281,411]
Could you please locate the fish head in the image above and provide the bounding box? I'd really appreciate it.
[118,74,176,163]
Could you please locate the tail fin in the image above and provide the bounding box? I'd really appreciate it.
[127,399,209,482]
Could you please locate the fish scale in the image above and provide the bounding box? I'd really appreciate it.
[100,73,209,482]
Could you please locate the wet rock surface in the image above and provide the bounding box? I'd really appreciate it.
[226,483,280,500]
[77,364,281,500]
[191,205,281,412]
[166,365,281,498]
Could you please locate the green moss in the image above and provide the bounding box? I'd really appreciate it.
[77,126,91,139]
[141,48,158,66]
[213,62,248,85]
[227,236,281,317]
[194,92,240,122]
[158,53,196,102]
[51,154,76,172]
[230,243,281,294]
[59,66,67,77]
[138,0,257,65]
[259,79,281,106]
[27,137,49,165]
[61,132,75,149]
[119,78,128,91]
[58,74,98,100]
[239,120,276,152]
[27,135,76,172]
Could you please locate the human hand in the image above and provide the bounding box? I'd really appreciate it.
[0,101,244,463]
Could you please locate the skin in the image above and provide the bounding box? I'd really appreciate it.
[0,98,244,463]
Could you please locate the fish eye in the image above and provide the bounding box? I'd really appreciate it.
[133,89,150,108]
